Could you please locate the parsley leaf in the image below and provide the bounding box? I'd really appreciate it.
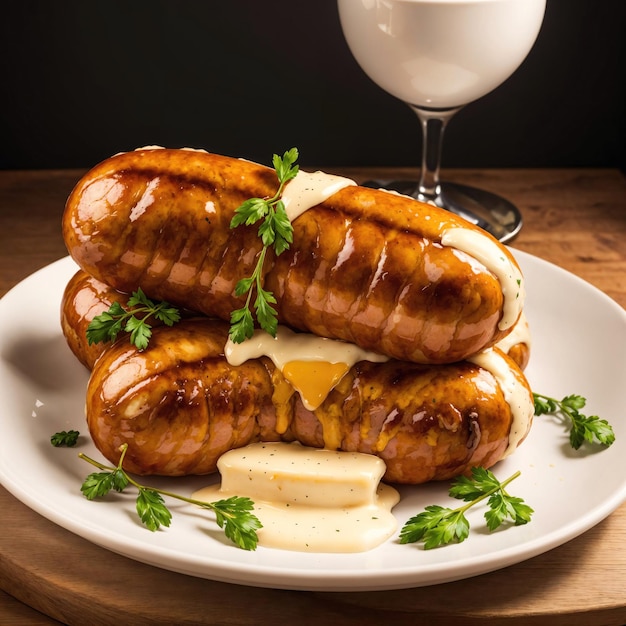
[50,429,80,447]
[228,148,298,342]
[533,392,615,449]
[136,489,172,531]
[486,493,534,531]
[399,468,532,549]
[399,505,470,549]
[86,288,180,350]
[208,496,262,551]
[80,466,129,500]
[449,466,499,501]
[78,445,262,550]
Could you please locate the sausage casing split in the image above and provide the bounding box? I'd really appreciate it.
[63,148,523,364]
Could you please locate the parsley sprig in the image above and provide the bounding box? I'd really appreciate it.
[86,288,180,350]
[399,468,533,549]
[533,392,615,450]
[228,148,299,343]
[78,444,262,550]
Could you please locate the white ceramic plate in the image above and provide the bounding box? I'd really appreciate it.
[0,251,624,592]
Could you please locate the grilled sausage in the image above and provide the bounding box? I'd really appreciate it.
[84,318,533,484]
[61,269,531,372]
[63,148,525,364]
[60,269,198,369]
[60,270,128,369]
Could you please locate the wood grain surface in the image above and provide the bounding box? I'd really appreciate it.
[0,166,625,626]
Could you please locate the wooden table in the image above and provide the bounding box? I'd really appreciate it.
[1,167,625,626]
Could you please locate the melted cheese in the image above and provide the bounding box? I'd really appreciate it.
[282,361,351,412]
[269,369,296,435]
[440,228,525,331]
[193,442,400,553]
[225,326,388,410]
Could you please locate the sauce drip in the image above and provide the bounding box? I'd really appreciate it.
[495,311,531,354]
[282,361,351,411]
[440,228,525,331]
[468,348,534,457]
[225,325,387,410]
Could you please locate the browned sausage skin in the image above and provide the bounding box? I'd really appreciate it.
[60,269,198,369]
[84,318,532,484]
[63,148,523,364]
[508,343,530,371]
[61,268,531,373]
[86,320,280,477]
[60,270,127,369]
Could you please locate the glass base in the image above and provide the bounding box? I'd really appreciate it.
[362,179,523,244]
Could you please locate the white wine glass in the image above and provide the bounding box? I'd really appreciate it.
[337,0,546,242]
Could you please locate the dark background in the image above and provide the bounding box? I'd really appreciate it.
[0,0,624,170]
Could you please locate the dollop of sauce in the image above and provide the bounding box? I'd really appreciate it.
[468,348,534,457]
[225,325,388,410]
[193,442,400,553]
[281,170,356,222]
[440,228,525,331]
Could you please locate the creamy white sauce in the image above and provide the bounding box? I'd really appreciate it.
[225,325,388,410]
[134,145,165,151]
[440,228,525,331]
[133,145,209,152]
[193,442,400,553]
[495,311,531,355]
[225,325,388,370]
[377,187,414,200]
[281,170,356,222]
[468,348,534,458]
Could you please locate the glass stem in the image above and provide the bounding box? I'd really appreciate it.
[409,105,462,203]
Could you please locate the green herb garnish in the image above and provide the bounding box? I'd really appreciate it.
[50,429,80,447]
[399,468,533,549]
[228,148,299,343]
[533,392,615,449]
[79,444,262,550]
[86,288,180,350]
